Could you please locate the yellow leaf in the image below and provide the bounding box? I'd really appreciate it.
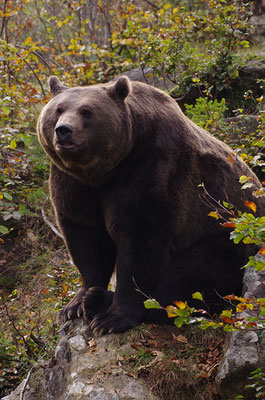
[245,201,256,213]
[57,21,62,27]
[62,283,68,293]
[208,211,220,220]
[25,36,31,45]
[10,140,17,150]
[173,300,186,309]
[236,303,253,312]
[239,175,253,184]
[166,305,178,318]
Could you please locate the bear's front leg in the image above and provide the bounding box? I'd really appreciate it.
[57,214,116,322]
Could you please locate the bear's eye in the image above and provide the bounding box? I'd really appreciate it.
[56,107,63,115]
[80,109,92,118]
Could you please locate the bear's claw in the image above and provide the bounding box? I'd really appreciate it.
[90,309,139,334]
[59,287,87,322]
[81,287,113,321]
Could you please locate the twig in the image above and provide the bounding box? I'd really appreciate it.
[20,366,33,400]
[15,52,46,96]
[0,0,8,38]
[41,206,63,239]
[199,183,233,221]
[16,44,52,74]
[143,0,159,10]
[2,299,29,351]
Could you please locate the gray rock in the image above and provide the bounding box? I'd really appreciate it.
[2,319,159,400]
[250,14,265,36]
[216,261,265,399]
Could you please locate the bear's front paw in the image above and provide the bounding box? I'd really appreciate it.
[82,287,113,321]
[90,307,143,335]
[59,287,87,322]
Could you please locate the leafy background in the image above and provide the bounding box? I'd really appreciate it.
[0,0,265,398]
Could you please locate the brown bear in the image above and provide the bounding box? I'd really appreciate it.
[37,75,265,334]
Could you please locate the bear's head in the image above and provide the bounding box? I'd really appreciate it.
[37,76,133,186]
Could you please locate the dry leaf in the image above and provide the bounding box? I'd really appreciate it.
[174,334,188,344]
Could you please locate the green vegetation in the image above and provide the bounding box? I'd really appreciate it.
[0,0,265,397]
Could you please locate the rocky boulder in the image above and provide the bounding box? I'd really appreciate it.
[3,320,159,400]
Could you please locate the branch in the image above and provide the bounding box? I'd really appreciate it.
[143,0,160,10]
[0,0,8,38]
[16,45,52,74]
[15,51,46,96]
[20,367,33,400]
[41,207,63,239]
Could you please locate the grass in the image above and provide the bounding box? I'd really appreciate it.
[118,324,224,400]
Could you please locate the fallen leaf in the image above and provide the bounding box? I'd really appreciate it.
[117,354,124,362]
[174,334,188,344]
[88,338,96,348]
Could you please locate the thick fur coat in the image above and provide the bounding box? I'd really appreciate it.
[37,76,265,333]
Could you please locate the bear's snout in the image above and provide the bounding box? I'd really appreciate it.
[55,123,76,151]
[55,124,73,140]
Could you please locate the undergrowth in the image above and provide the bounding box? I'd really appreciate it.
[119,324,224,400]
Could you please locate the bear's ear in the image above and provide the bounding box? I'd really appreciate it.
[108,76,132,101]
[48,76,68,97]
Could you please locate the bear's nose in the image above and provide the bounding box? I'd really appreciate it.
[55,124,73,140]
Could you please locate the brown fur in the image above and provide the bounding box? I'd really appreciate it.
[37,76,265,333]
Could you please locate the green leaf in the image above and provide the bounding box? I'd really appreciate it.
[223,324,234,332]
[21,135,32,148]
[144,299,160,309]
[260,306,265,317]
[221,309,232,318]
[19,204,27,216]
[240,40,249,47]
[176,308,190,318]
[223,201,233,209]
[2,106,10,115]
[242,182,254,190]
[243,237,255,244]
[3,192,13,201]
[174,317,185,328]
[0,225,9,234]
[192,292,203,301]
[230,232,245,244]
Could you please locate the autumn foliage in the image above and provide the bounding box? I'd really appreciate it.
[0,0,265,397]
